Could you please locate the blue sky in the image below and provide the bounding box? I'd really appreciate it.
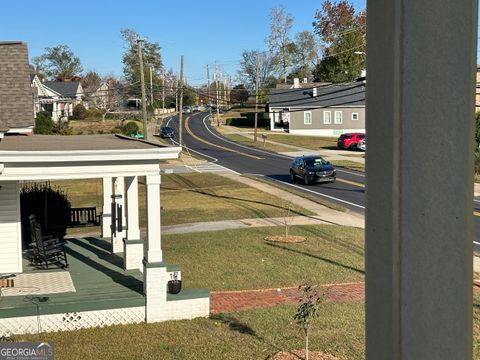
[1,0,366,85]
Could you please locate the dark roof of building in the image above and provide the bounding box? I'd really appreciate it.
[0,41,35,132]
[0,134,166,151]
[42,81,81,97]
[269,83,365,109]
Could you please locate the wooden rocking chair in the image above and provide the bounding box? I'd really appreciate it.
[28,215,68,269]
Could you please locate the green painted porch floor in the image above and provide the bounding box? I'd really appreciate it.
[0,237,145,318]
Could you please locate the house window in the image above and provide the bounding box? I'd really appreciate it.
[323,111,332,124]
[352,112,359,121]
[303,111,312,125]
[334,111,343,124]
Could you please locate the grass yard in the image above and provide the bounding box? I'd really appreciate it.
[163,225,364,291]
[17,301,365,360]
[50,173,315,229]
[16,291,480,359]
[330,160,365,172]
[224,134,293,153]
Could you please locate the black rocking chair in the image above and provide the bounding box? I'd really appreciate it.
[28,215,68,269]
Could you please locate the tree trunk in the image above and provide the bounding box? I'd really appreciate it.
[305,328,309,360]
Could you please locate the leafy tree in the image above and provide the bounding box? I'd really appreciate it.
[81,71,102,99]
[312,0,366,82]
[230,84,249,105]
[121,28,163,101]
[33,45,83,80]
[267,5,294,83]
[293,285,326,360]
[182,88,196,106]
[34,111,54,134]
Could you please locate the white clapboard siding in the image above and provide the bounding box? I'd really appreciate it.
[0,181,21,273]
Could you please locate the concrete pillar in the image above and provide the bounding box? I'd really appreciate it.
[365,0,476,359]
[101,177,112,238]
[111,176,126,254]
[123,176,143,270]
[143,173,168,322]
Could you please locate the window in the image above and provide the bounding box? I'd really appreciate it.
[352,112,359,121]
[323,111,332,124]
[303,111,312,125]
[334,111,343,124]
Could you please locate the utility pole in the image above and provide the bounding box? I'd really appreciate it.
[215,65,220,126]
[254,55,259,142]
[178,56,184,145]
[175,79,178,112]
[149,65,153,106]
[206,64,210,106]
[137,37,148,140]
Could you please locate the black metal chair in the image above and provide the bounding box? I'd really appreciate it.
[28,215,68,269]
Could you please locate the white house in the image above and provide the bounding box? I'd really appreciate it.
[32,76,86,122]
[0,41,209,336]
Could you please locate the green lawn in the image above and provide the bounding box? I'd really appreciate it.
[51,173,315,229]
[16,292,480,359]
[163,225,364,291]
[330,160,365,172]
[18,301,365,360]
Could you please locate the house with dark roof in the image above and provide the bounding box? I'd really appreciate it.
[0,41,209,335]
[0,41,34,137]
[32,77,85,122]
[268,80,366,136]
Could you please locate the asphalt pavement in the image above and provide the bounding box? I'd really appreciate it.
[157,111,480,249]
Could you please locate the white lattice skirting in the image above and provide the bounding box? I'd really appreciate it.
[0,307,145,336]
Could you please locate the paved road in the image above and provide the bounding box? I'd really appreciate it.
[159,112,480,249]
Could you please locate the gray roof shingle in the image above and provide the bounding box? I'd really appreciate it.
[43,81,81,97]
[0,41,34,132]
[269,83,365,109]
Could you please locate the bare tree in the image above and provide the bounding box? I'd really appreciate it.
[291,31,320,81]
[238,50,275,90]
[267,5,294,83]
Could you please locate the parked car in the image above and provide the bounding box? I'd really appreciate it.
[159,126,174,138]
[337,133,365,150]
[358,138,366,151]
[289,155,336,185]
[192,105,200,112]
[182,106,191,114]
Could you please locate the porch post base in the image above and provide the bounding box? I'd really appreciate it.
[111,235,124,254]
[143,259,168,323]
[123,239,143,270]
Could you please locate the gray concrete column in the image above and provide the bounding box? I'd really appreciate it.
[366,0,476,359]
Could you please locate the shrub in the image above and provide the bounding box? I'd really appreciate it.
[86,108,104,119]
[110,128,122,134]
[121,121,140,135]
[71,104,88,120]
[34,111,54,134]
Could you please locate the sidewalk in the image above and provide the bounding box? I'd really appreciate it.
[219,124,365,164]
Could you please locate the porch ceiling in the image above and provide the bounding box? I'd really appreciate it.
[0,134,181,180]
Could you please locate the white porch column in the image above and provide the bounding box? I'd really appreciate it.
[143,173,168,323]
[52,102,58,122]
[101,177,112,238]
[111,176,126,254]
[366,0,476,358]
[123,176,143,270]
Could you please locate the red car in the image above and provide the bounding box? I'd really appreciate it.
[337,133,365,150]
